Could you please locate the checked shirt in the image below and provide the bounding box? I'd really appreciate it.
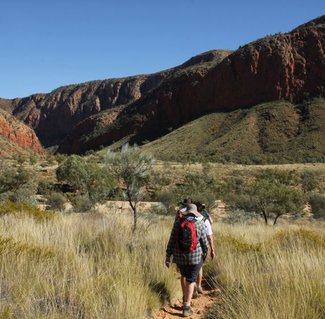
[166,215,209,265]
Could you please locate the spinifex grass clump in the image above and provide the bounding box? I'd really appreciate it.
[0,201,55,221]
[205,223,325,319]
[0,235,55,260]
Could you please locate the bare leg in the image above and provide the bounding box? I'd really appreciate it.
[181,276,186,299]
[196,266,203,290]
[183,281,196,305]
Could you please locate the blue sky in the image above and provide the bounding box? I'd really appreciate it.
[0,0,323,99]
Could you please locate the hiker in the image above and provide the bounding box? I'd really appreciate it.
[201,203,213,224]
[194,202,215,295]
[177,198,192,214]
[165,203,209,317]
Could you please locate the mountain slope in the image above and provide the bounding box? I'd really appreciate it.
[141,98,325,163]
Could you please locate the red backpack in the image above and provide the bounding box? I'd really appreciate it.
[176,217,197,253]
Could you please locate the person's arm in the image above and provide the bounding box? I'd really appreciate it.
[199,222,209,258]
[204,220,215,259]
[165,219,178,267]
[207,235,215,259]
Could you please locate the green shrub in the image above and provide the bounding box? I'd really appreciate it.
[46,192,66,212]
[0,201,55,221]
[155,190,177,215]
[70,194,92,212]
[56,155,116,207]
[309,193,325,219]
[37,179,54,195]
[301,171,319,193]
[29,153,39,165]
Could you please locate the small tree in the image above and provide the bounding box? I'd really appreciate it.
[248,179,306,225]
[105,144,154,232]
[224,169,306,225]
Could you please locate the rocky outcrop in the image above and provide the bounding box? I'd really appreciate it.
[0,109,46,155]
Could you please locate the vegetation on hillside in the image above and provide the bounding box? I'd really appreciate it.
[142,98,325,164]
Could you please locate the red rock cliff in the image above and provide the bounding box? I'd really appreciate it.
[0,109,46,155]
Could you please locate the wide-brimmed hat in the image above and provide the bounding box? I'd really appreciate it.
[183,204,201,217]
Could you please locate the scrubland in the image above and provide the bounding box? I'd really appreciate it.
[0,203,324,319]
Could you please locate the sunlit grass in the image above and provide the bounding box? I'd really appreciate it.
[0,210,180,319]
[1,203,324,318]
[205,223,325,319]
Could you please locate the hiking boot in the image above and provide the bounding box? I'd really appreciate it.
[197,285,203,294]
[182,305,193,317]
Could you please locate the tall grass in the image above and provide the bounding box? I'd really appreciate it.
[205,223,325,319]
[0,210,180,319]
[1,205,324,318]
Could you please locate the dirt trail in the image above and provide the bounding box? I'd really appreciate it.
[153,287,222,319]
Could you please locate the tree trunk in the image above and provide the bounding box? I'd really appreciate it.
[132,205,137,233]
[273,214,281,225]
[126,190,137,233]
[262,209,268,225]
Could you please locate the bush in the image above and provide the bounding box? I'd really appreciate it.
[29,153,39,165]
[70,194,92,212]
[37,179,54,195]
[301,171,318,193]
[309,193,325,219]
[46,192,66,212]
[155,190,178,215]
[0,163,37,204]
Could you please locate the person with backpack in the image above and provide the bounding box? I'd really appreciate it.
[165,203,209,317]
[201,203,213,225]
[194,202,215,296]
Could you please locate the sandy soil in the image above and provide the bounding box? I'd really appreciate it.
[152,287,222,319]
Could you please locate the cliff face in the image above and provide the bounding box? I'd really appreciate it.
[58,16,325,154]
[5,73,169,147]
[0,109,45,155]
